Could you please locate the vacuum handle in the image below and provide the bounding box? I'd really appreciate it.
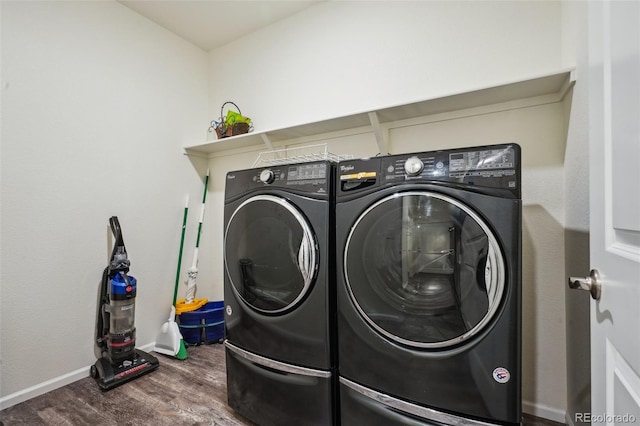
[109,216,130,274]
[109,216,125,249]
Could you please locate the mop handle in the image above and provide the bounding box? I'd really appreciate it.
[195,169,209,250]
[184,170,209,304]
[190,169,209,269]
[172,195,189,306]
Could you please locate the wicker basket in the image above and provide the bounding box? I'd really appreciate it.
[211,102,252,139]
[215,121,250,139]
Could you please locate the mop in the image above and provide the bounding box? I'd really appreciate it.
[176,169,209,314]
[154,196,189,359]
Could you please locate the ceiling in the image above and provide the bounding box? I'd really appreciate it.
[118,0,324,51]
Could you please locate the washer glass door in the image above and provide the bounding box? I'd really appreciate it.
[225,195,317,314]
[345,191,505,349]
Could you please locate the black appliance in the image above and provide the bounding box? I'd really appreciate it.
[336,144,522,425]
[223,161,336,426]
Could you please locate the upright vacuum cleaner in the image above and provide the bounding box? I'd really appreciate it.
[90,216,159,390]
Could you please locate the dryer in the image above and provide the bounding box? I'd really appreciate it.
[224,160,336,426]
[336,144,521,425]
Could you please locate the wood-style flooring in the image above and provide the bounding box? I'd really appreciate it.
[0,343,563,426]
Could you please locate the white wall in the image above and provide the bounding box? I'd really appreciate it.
[0,1,209,406]
[208,0,561,130]
[205,0,568,421]
[560,2,591,425]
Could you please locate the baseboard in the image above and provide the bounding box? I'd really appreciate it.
[0,365,88,411]
[0,342,156,411]
[523,399,567,423]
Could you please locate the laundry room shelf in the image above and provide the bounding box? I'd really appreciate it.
[184,69,575,158]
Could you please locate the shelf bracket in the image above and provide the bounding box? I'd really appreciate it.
[261,133,275,152]
[558,68,577,101]
[368,111,388,154]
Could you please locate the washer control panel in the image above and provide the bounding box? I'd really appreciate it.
[337,144,520,198]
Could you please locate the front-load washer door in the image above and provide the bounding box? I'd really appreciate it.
[225,194,318,315]
[344,191,505,349]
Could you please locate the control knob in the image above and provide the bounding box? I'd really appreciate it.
[404,156,424,177]
[259,169,275,184]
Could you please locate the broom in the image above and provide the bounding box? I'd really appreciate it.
[154,196,189,359]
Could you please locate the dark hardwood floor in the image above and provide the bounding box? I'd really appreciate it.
[0,344,563,425]
[0,343,251,426]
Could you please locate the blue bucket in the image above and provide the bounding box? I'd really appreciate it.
[177,301,225,345]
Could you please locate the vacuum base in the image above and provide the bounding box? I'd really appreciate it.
[91,348,159,391]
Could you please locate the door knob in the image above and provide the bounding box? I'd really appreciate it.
[568,269,601,300]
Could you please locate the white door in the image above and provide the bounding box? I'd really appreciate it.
[579,1,640,424]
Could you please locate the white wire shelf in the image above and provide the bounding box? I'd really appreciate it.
[252,143,354,167]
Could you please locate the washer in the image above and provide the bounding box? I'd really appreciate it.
[336,144,521,425]
[224,160,336,426]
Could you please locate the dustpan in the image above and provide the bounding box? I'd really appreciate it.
[154,306,186,358]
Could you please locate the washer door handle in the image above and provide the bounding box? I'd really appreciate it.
[298,232,312,283]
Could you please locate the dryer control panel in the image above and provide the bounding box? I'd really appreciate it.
[338,143,521,199]
[225,160,333,200]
